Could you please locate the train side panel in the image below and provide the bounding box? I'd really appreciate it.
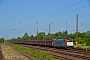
[28,40,53,46]
[37,40,45,46]
[46,40,53,47]
[53,39,67,48]
[53,39,62,47]
[62,40,66,47]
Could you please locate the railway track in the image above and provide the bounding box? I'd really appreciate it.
[16,44,90,60]
[66,48,90,57]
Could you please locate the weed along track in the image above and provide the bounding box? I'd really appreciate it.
[17,44,90,60]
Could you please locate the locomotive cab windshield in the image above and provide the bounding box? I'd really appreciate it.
[67,40,72,42]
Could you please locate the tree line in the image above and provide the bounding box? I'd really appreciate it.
[10,30,90,46]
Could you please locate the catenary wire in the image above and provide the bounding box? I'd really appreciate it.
[20,0,83,32]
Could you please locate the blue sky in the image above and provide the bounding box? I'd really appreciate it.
[0,0,90,39]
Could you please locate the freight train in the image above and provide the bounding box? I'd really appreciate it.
[10,39,74,49]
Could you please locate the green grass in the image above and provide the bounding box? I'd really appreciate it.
[9,44,55,60]
[74,44,90,49]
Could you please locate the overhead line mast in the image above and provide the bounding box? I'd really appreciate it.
[76,14,78,42]
[36,22,38,40]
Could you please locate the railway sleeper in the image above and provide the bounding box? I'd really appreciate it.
[70,54,90,60]
[51,54,72,60]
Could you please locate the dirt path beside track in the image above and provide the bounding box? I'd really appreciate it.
[1,44,30,60]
